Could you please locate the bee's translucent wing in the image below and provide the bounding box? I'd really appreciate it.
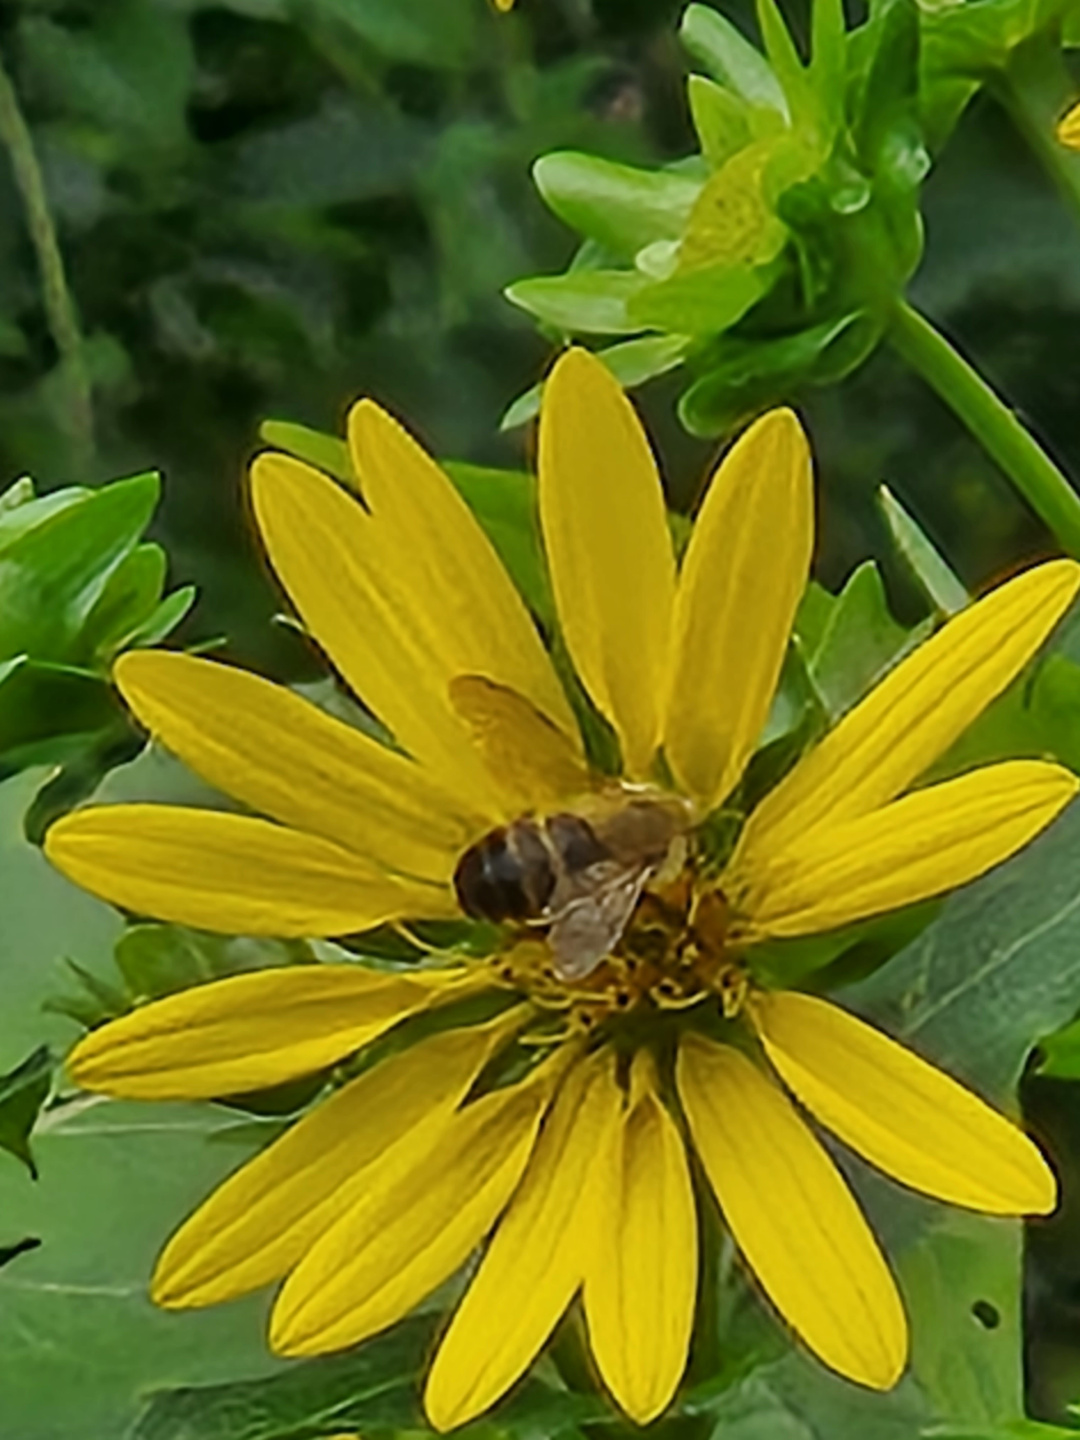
[547,866,649,981]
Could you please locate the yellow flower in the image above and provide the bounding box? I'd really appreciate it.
[47,349,1078,1430]
[1058,101,1080,149]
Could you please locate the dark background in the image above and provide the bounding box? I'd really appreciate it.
[0,0,1079,1420]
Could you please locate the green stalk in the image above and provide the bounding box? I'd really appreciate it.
[887,298,1080,558]
[0,46,94,477]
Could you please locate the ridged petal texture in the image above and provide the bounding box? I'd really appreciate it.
[539,348,675,777]
[1058,101,1080,149]
[732,761,1079,938]
[677,1034,907,1390]
[447,675,590,812]
[664,408,813,811]
[45,805,455,938]
[736,560,1080,867]
[114,651,485,883]
[153,1010,525,1308]
[270,1053,565,1356]
[751,992,1056,1215]
[424,1050,619,1432]
[251,398,579,818]
[67,965,475,1099]
[583,1051,697,1424]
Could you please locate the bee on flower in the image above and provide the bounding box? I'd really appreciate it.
[46,348,1077,1429]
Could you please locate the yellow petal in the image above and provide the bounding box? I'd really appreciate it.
[269,1055,566,1356]
[750,991,1056,1216]
[347,399,578,746]
[115,651,487,883]
[677,1034,907,1390]
[584,1051,697,1425]
[538,348,676,777]
[424,1049,619,1432]
[736,560,1080,865]
[449,675,590,811]
[153,1010,526,1307]
[1058,102,1080,149]
[67,964,467,1100]
[664,409,813,811]
[250,452,508,816]
[44,804,455,937]
[731,760,1078,938]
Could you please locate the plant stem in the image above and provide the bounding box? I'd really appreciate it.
[0,45,94,477]
[887,297,1080,558]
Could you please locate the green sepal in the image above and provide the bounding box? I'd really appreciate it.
[0,1046,52,1179]
[680,3,788,114]
[505,270,650,335]
[878,484,969,617]
[532,151,703,260]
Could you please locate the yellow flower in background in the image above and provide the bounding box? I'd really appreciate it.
[47,349,1078,1429]
[1058,101,1080,149]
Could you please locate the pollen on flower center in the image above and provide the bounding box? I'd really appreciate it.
[486,858,749,1030]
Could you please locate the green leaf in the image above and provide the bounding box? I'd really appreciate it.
[0,486,86,548]
[680,4,788,114]
[131,1318,429,1439]
[0,660,124,772]
[22,724,146,849]
[122,585,198,650]
[0,768,121,1061]
[0,1046,52,1178]
[504,271,649,335]
[132,1312,603,1439]
[532,152,702,260]
[441,463,554,630]
[678,312,874,436]
[1034,1011,1080,1078]
[116,925,311,1008]
[688,1351,928,1438]
[0,1099,283,1440]
[500,334,691,430]
[629,262,767,335]
[899,1214,1022,1425]
[78,542,178,661]
[851,796,1080,1101]
[0,472,160,664]
[804,560,926,720]
[927,652,1080,780]
[878,485,969,617]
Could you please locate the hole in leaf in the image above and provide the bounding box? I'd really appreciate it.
[0,1236,41,1271]
[972,1299,1000,1330]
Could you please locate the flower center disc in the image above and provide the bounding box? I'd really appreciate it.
[491,866,747,1031]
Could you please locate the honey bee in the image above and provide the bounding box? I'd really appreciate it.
[453,795,692,981]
